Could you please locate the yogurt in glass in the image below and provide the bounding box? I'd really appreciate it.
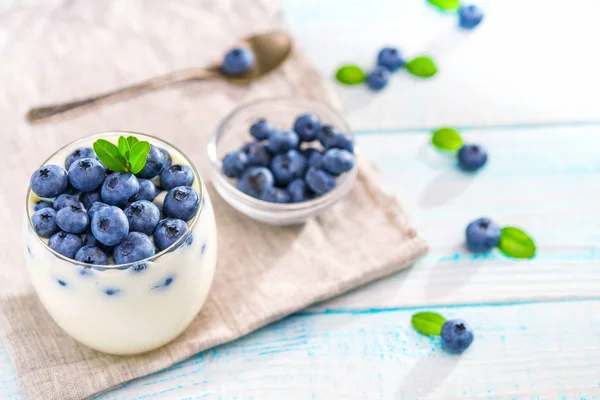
[24,132,217,355]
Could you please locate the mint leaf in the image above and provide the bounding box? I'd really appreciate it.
[498,227,536,259]
[428,0,460,11]
[129,141,151,174]
[407,56,438,78]
[411,311,446,336]
[118,136,130,159]
[431,128,464,152]
[93,139,128,172]
[126,136,139,149]
[335,65,367,85]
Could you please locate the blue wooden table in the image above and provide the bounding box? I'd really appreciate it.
[3,0,600,398]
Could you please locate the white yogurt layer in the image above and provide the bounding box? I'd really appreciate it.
[24,133,217,355]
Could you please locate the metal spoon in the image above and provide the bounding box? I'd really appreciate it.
[26,31,293,124]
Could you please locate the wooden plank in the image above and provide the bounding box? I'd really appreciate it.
[283,0,600,130]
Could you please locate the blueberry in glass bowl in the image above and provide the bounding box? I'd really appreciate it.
[208,98,358,225]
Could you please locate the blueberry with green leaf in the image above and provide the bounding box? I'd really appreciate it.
[464,218,536,259]
[411,311,474,354]
[431,128,488,172]
[93,135,152,175]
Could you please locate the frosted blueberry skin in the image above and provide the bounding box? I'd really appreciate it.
[163,186,200,221]
[441,319,474,353]
[221,47,255,76]
[68,158,106,192]
[222,151,249,178]
[322,149,354,175]
[366,66,391,91]
[75,245,109,265]
[124,200,161,236]
[160,165,194,190]
[53,194,82,211]
[56,204,89,234]
[250,119,276,140]
[137,145,166,179]
[91,206,129,246]
[101,172,140,207]
[305,167,336,195]
[135,179,159,202]
[236,167,274,199]
[458,144,488,171]
[377,47,405,72]
[30,165,68,198]
[80,191,102,210]
[465,217,501,252]
[459,5,484,30]
[49,231,83,258]
[65,147,95,170]
[154,218,189,251]
[32,208,60,238]
[113,232,155,264]
[293,113,322,142]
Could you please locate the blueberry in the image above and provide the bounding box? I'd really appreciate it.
[154,218,189,251]
[377,47,405,72]
[465,217,501,252]
[317,125,337,148]
[101,172,140,207]
[458,144,488,171]
[82,233,113,255]
[31,208,60,238]
[270,149,307,186]
[287,179,312,203]
[124,200,161,235]
[137,145,166,179]
[34,201,53,211]
[113,232,156,264]
[159,165,194,190]
[326,133,354,153]
[159,148,172,170]
[56,204,89,234]
[305,167,336,195]
[441,319,474,353]
[68,158,105,192]
[136,179,158,202]
[459,5,484,29]
[79,191,101,210]
[293,113,322,142]
[250,118,276,140]
[87,201,108,219]
[49,231,83,258]
[366,66,391,91]
[53,194,82,210]
[221,46,255,76]
[322,149,355,175]
[30,165,68,198]
[267,130,300,154]
[259,186,290,203]
[242,142,271,167]
[61,183,79,196]
[236,167,274,199]
[75,245,108,265]
[163,186,199,221]
[222,151,248,178]
[91,205,129,246]
[65,147,95,170]
[304,149,324,168]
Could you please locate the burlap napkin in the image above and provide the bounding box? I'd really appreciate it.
[0,1,427,399]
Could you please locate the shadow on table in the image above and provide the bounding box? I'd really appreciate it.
[396,354,459,398]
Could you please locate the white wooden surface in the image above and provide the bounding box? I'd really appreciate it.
[3,0,600,399]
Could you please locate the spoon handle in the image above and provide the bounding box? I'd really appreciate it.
[26,68,215,124]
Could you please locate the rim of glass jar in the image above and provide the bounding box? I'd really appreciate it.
[207,97,358,213]
[25,131,204,270]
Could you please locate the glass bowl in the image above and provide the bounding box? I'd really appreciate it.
[208,98,357,225]
[24,132,218,355]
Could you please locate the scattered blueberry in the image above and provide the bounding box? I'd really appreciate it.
[261,187,290,203]
[30,165,68,198]
[91,205,129,246]
[160,164,194,190]
[221,46,255,76]
[441,319,474,353]
[305,167,336,195]
[326,132,355,153]
[250,119,276,140]
[136,179,158,202]
[322,149,355,175]
[137,145,166,179]
[104,288,120,296]
[159,148,172,170]
[68,158,106,192]
[270,149,307,186]
[236,167,274,199]
[75,245,108,265]
[125,200,161,235]
[65,147,95,170]
[113,232,156,264]
[222,151,249,178]
[34,201,53,211]
[242,142,271,167]
[465,217,501,252]
[366,66,391,91]
[57,279,67,287]
[457,144,488,171]
[101,172,140,207]
[49,231,83,258]
[163,186,200,221]
[53,195,81,212]
[79,191,102,210]
[459,5,484,30]
[293,113,322,142]
[56,204,89,234]
[31,208,60,238]
[287,179,312,203]
[87,201,108,219]
[377,47,405,72]
[267,130,299,154]
[154,218,188,251]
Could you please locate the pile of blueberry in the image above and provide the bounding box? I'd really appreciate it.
[221,113,355,203]
[29,143,199,266]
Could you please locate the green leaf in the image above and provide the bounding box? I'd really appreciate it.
[118,136,130,159]
[428,0,461,11]
[126,136,139,149]
[335,65,367,85]
[406,56,438,78]
[129,141,151,174]
[431,128,464,151]
[498,227,536,259]
[411,311,446,336]
[93,139,128,172]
